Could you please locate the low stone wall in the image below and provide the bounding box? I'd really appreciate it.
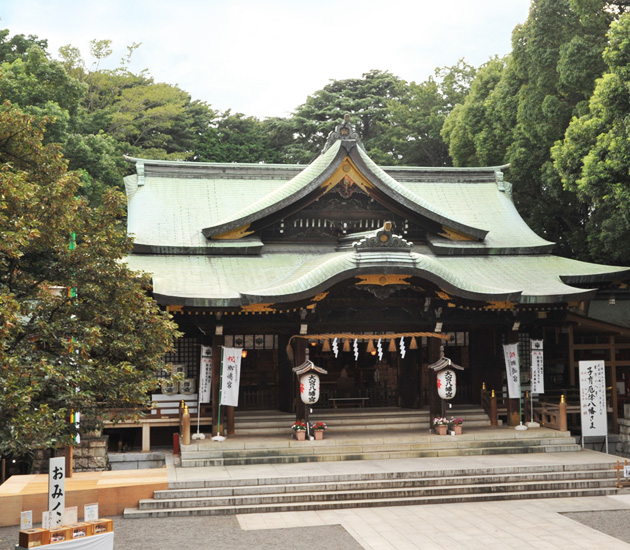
[616,418,630,457]
[30,436,110,474]
[73,436,110,472]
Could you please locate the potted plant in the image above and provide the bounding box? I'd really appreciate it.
[291,420,307,440]
[449,417,463,435]
[432,417,449,435]
[312,421,327,440]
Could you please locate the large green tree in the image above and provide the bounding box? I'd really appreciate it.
[383,60,476,166]
[285,70,406,163]
[552,12,630,264]
[0,100,179,459]
[442,0,621,257]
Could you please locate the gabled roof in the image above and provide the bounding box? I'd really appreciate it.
[123,121,630,308]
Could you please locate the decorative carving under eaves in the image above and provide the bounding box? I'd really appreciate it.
[353,221,413,252]
[360,285,408,300]
[333,175,362,199]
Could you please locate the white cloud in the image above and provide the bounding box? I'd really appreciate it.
[1,0,531,118]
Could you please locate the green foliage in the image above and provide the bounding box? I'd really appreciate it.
[0,30,48,63]
[195,110,287,164]
[553,12,630,263]
[442,0,616,257]
[0,101,179,458]
[286,70,405,163]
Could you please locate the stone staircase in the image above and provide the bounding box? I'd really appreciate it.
[123,460,619,519]
[179,406,579,467]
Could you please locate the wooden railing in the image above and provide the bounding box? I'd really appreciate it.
[480,385,570,431]
[533,398,568,431]
[480,386,507,426]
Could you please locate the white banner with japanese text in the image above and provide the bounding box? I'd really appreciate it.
[221,347,241,407]
[579,360,607,437]
[503,343,521,399]
[48,457,66,528]
[530,339,544,394]
[199,346,212,404]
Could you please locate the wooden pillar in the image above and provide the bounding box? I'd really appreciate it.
[211,333,224,436]
[428,337,442,422]
[277,334,293,413]
[295,338,307,421]
[611,335,619,434]
[568,325,576,387]
[559,395,568,432]
[227,406,235,436]
[65,446,73,478]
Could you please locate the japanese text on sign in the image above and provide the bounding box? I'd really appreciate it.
[531,339,544,395]
[220,347,241,407]
[503,343,521,398]
[579,360,607,437]
[48,457,66,528]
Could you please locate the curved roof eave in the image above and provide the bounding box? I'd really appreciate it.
[202,139,489,241]
[201,141,344,238]
[239,251,523,305]
[350,147,488,241]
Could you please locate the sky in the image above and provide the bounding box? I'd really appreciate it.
[1,0,532,119]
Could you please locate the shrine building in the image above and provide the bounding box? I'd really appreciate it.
[123,116,630,433]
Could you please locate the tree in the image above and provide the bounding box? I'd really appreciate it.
[0,30,48,64]
[442,0,617,257]
[383,60,476,166]
[0,100,179,460]
[286,70,406,163]
[195,110,287,163]
[552,12,630,264]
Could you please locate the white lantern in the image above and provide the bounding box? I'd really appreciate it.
[300,372,320,404]
[437,368,457,400]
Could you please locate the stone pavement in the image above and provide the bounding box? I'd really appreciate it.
[163,449,630,549]
[3,450,630,549]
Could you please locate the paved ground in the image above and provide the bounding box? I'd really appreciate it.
[3,450,630,549]
[2,496,630,550]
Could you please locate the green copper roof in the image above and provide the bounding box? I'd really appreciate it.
[201,141,343,238]
[123,136,629,306]
[125,243,629,307]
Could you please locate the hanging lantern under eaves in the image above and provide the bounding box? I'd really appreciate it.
[300,372,320,404]
[437,368,457,400]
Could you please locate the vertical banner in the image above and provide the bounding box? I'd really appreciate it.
[579,360,608,437]
[48,457,66,528]
[221,347,242,407]
[530,339,545,394]
[199,346,212,404]
[503,343,521,398]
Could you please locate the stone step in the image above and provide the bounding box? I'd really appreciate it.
[180,444,583,468]
[166,460,617,490]
[139,478,619,509]
[180,436,578,460]
[179,432,580,467]
[153,469,617,501]
[124,486,618,519]
[108,451,166,470]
